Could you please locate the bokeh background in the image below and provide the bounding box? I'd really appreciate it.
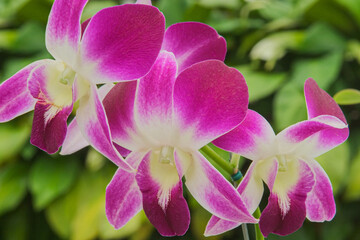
[0,0,360,239]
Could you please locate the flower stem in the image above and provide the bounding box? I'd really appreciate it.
[201,145,234,176]
[253,207,264,240]
[242,224,250,240]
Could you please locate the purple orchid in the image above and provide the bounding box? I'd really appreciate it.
[205,78,349,237]
[101,50,256,236]
[0,0,165,171]
[60,21,226,155]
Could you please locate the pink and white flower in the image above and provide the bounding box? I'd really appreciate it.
[61,20,227,155]
[0,0,165,171]
[102,51,256,236]
[205,78,349,237]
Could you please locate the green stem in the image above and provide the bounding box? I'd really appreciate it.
[201,145,234,176]
[230,153,241,170]
[253,207,264,240]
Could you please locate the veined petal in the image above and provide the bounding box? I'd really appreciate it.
[205,162,266,236]
[134,51,177,146]
[61,83,115,155]
[162,22,226,73]
[305,159,335,222]
[0,61,40,122]
[106,152,145,229]
[76,83,132,171]
[27,60,74,154]
[277,115,349,158]
[60,119,88,155]
[304,78,347,123]
[113,143,131,158]
[173,60,248,150]
[260,159,315,237]
[213,110,276,161]
[46,0,87,66]
[104,81,147,151]
[185,151,256,223]
[135,151,190,236]
[205,217,240,237]
[80,4,165,83]
[80,18,91,38]
[31,101,73,154]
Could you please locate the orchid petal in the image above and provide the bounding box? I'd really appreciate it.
[205,217,240,237]
[46,0,87,66]
[205,159,278,236]
[135,151,190,236]
[76,83,132,171]
[104,81,147,151]
[60,83,115,155]
[80,18,91,38]
[173,60,248,150]
[80,4,165,83]
[134,51,177,146]
[305,78,347,123]
[30,101,72,154]
[113,143,131,158]
[185,151,256,223]
[305,159,335,222]
[27,60,74,153]
[60,119,88,155]
[260,159,315,237]
[162,22,226,73]
[277,115,349,158]
[106,152,144,229]
[213,110,276,161]
[0,62,40,122]
[205,163,265,236]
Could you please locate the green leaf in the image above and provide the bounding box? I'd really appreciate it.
[0,162,28,216]
[0,30,17,49]
[236,65,286,102]
[81,1,116,21]
[10,22,46,54]
[274,82,307,131]
[291,51,343,90]
[157,0,187,27]
[198,0,239,9]
[71,165,115,240]
[316,142,350,194]
[305,0,358,34]
[0,122,30,164]
[335,0,360,26]
[1,203,30,240]
[250,31,304,70]
[45,175,79,239]
[334,89,360,105]
[344,150,360,201]
[0,0,30,22]
[298,23,346,54]
[29,156,80,210]
[98,210,144,239]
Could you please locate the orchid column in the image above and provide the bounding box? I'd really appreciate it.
[0,0,165,171]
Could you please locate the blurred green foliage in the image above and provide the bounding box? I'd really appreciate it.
[1,0,360,239]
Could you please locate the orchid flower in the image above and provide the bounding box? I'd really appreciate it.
[0,0,165,171]
[60,21,226,155]
[102,51,257,236]
[205,78,349,237]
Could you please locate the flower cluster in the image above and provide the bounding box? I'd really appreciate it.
[0,0,349,238]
